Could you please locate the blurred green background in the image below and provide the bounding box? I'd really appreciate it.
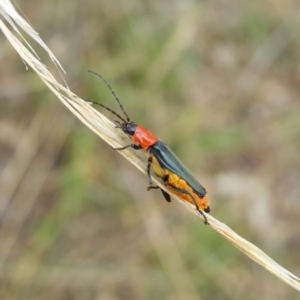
[1,0,300,299]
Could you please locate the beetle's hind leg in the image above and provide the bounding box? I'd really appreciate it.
[165,185,209,225]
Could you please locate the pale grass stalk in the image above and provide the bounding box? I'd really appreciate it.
[0,0,299,292]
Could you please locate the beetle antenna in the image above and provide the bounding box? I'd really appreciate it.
[88,70,130,122]
[85,99,127,123]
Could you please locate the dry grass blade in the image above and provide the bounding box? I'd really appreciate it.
[0,0,300,292]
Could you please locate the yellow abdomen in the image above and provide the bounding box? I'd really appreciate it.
[151,157,210,211]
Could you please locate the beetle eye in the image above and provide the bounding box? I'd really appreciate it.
[123,122,136,136]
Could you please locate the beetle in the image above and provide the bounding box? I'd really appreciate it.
[88,70,210,224]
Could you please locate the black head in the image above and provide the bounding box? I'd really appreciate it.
[117,121,137,136]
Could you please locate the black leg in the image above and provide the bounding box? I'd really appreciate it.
[160,189,171,202]
[147,154,153,184]
[147,186,171,203]
[112,144,141,151]
[147,185,159,191]
[166,185,208,225]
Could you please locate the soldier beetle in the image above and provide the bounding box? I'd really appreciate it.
[88,70,210,224]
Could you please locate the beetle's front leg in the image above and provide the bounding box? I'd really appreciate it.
[112,144,141,151]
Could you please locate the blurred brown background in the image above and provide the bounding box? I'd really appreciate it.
[0,0,300,299]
